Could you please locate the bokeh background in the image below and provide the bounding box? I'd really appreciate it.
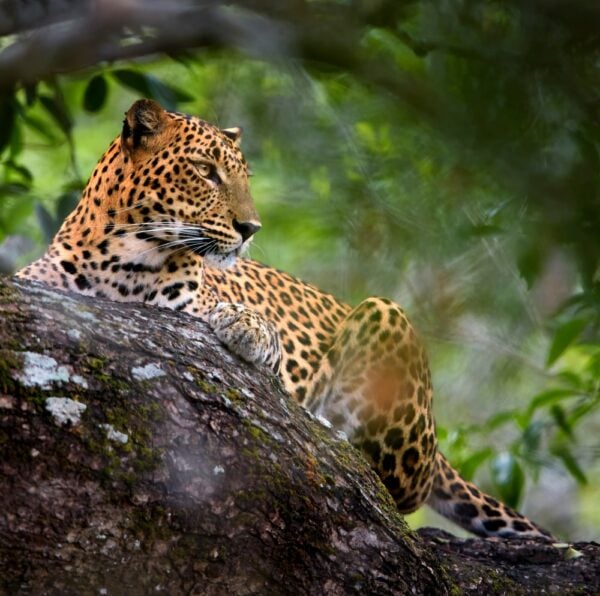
[0,0,598,539]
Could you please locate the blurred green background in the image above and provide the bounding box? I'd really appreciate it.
[0,0,598,539]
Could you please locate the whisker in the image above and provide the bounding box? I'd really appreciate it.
[133,236,218,259]
[248,240,266,259]
[134,239,190,258]
[72,217,215,237]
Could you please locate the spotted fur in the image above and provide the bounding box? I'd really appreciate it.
[17,99,553,540]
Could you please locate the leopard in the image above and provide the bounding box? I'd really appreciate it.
[17,98,554,540]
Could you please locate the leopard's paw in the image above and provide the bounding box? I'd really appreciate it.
[208,302,281,372]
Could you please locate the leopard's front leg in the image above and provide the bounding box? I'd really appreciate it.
[208,302,281,373]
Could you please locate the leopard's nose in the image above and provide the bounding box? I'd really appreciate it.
[233,219,261,241]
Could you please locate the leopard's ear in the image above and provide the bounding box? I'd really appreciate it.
[222,127,242,146]
[122,99,166,153]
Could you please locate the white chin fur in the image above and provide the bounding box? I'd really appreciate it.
[205,252,238,269]
[205,239,251,269]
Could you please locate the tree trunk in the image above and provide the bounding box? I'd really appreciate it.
[0,277,598,595]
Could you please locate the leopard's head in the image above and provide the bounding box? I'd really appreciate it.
[114,98,260,268]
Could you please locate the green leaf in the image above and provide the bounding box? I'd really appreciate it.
[564,546,584,560]
[83,74,109,113]
[0,183,29,196]
[457,448,492,480]
[547,318,587,366]
[5,160,33,184]
[550,404,574,440]
[0,93,16,155]
[435,425,448,441]
[484,409,518,430]
[517,243,543,289]
[552,445,587,485]
[56,191,79,221]
[522,421,543,454]
[111,69,193,110]
[35,202,58,244]
[0,196,35,233]
[525,389,578,422]
[23,83,37,107]
[166,51,197,68]
[490,452,524,508]
[39,94,73,137]
[9,118,23,158]
[112,69,149,94]
[556,371,584,389]
[468,223,503,237]
[23,114,58,142]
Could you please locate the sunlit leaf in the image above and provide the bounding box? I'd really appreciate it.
[547,318,587,366]
[83,74,109,113]
[564,546,584,560]
[490,452,524,508]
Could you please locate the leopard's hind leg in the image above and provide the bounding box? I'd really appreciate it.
[305,297,553,538]
[305,297,438,513]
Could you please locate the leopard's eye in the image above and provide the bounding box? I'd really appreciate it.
[194,162,222,185]
[196,163,211,177]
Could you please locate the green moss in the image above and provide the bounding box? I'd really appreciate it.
[87,356,107,371]
[0,350,18,393]
[0,283,18,304]
[196,378,219,394]
[247,423,270,443]
[128,505,173,542]
[85,356,130,391]
[225,387,244,404]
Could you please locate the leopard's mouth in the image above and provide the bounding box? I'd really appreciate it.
[190,244,241,258]
[176,227,240,259]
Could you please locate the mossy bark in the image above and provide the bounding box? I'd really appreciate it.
[0,277,598,595]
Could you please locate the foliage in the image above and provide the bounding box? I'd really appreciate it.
[0,0,598,538]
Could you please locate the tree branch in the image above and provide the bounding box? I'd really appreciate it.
[1,277,598,593]
[0,0,441,121]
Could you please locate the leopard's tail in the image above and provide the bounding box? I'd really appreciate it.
[426,452,554,539]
